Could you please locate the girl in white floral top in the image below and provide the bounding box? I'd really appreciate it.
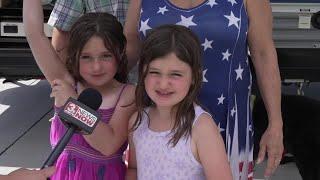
[126,25,233,180]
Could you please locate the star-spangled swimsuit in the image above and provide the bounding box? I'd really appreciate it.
[139,0,254,179]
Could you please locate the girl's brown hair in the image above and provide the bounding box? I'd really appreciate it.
[133,24,203,146]
[66,12,128,83]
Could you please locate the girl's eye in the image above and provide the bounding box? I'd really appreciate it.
[80,56,90,59]
[80,55,91,60]
[149,71,159,75]
[100,54,113,61]
[171,73,182,77]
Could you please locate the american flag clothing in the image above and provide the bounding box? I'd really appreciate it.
[138,0,254,179]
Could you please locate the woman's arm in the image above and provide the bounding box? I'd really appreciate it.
[23,0,73,85]
[124,0,142,70]
[246,0,284,177]
[193,114,232,180]
[84,85,136,156]
[125,112,138,180]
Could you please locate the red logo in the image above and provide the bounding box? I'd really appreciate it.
[64,102,97,127]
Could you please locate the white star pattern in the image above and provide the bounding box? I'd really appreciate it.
[249,124,254,136]
[176,15,197,28]
[235,63,244,80]
[157,6,168,15]
[224,11,240,29]
[206,0,218,7]
[139,18,152,36]
[222,49,232,61]
[228,0,237,6]
[231,107,236,117]
[201,38,213,51]
[218,123,225,133]
[202,69,208,82]
[249,124,252,132]
[217,94,225,105]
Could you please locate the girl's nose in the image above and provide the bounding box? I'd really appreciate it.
[92,60,102,71]
[158,76,170,89]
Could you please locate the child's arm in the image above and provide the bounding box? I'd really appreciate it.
[126,112,138,180]
[23,0,73,86]
[84,85,136,156]
[50,79,78,107]
[193,114,233,180]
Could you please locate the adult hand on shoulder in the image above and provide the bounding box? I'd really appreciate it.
[50,79,77,107]
[256,119,284,178]
[7,166,55,180]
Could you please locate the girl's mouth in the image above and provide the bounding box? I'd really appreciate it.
[156,90,174,97]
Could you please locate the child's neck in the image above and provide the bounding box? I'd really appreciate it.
[149,106,177,131]
[154,106,174,120]
[79,79,121,95]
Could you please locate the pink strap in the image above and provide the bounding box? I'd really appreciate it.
[114,84,127,107]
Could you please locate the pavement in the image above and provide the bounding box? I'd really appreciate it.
[0,79,53,174]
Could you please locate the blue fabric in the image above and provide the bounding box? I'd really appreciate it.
[139,0,254,178]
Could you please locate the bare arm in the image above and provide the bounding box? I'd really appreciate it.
[246,0,283,177]
[0,167,55,180]
[124,0,142,70]
[51,28,70,64]
[84,85,137,156]
[23,0,73,85]
[125,112,138,180]
[193,114,232,180]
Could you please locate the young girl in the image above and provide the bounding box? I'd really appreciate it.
[126,25,233,180]
[23,0,136,179]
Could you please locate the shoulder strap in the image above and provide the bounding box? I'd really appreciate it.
[192,105,212,126]
[114,84,127,107]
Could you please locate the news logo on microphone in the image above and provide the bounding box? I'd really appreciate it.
[41,88,102,169]
[59,98,101,134]
[64,101,98,127]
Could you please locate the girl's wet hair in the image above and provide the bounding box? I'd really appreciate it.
[133,24,203,146]
[66,12,128,83]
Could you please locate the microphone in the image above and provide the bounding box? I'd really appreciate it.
[41,88,102,169]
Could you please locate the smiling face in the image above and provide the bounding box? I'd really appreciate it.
[144,52,193,109]
[79,35,118,88]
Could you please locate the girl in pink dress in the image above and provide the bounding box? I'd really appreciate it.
[23,1,136,179]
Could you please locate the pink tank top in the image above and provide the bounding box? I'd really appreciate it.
[133,105,210,180]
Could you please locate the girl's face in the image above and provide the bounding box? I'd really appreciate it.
[79,36,118,88]
[144,53,192,108]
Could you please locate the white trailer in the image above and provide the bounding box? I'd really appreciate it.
[270,0,320,82]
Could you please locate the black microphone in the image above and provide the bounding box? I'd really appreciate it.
[41,88,102,169]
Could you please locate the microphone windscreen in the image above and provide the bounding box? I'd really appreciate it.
[78,88,102,111]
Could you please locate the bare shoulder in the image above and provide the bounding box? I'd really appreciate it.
[246,0,271,14]
[192,113,219,139]
[128,111,139,130]
[118,83,136,105]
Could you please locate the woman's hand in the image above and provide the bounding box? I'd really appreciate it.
[50,79,77,107]
[256,120,284,178]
